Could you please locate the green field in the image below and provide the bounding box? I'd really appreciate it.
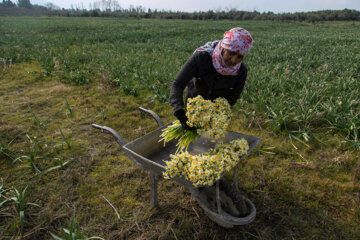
[0,17,360,239]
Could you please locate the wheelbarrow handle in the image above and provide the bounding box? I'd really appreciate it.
[139,107,164,127]
[91,124,127,147]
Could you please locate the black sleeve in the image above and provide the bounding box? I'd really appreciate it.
[170,53,198,113]
[227,63,247,107]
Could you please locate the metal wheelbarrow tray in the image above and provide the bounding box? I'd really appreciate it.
[92,107,261,228]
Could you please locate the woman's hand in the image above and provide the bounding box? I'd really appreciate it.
[174,109,196,131]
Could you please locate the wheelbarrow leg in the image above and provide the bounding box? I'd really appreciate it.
[138,107,164,207]
[216,180,223,215]
[233,165,238,191]
[150,171,159,207]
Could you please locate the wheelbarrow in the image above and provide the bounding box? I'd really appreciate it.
[92,107,261,228]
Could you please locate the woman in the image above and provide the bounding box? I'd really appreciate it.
[170,27,254,130]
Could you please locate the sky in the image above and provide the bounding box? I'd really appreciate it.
[30,0,360,13]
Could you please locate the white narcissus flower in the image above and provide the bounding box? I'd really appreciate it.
[163,138,249,187]
[186,96,231,139]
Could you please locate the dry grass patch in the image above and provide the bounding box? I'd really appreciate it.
[0,62,359,239]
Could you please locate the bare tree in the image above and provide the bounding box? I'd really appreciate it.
[17,0,32,8]
[101,0,111,11]
[44,2,60,10]
[129,4,135,12]
[111,0,121,11]
[93,1,100,10]
[136,5,145,13]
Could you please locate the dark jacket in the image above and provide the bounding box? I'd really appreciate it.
[170,50,247,113]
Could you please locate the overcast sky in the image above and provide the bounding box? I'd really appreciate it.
[30,0,360,13]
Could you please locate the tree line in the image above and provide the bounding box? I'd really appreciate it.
[1,0,359,22]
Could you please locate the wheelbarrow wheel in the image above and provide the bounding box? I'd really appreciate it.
[197,179,249,218]
[219,178,248,217]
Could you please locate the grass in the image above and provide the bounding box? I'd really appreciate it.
[0,182,41,236]
[59,128,72,150]
[0,178,9,207]
[0,137,15,161]
[10,185,41,235]
[50,214,104,240]
[64,98,74,116]
[13,135,43,173]
[0,17,359,239]
[12,134,71,176]
[1,17,359,147]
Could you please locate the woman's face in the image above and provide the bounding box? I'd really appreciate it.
[222,48,244,67]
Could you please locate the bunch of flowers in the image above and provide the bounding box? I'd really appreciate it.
[163,138,249,187]
[160,96,231,152]
[187,96,231,139]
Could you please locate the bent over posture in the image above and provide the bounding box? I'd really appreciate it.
[170,27,254,130]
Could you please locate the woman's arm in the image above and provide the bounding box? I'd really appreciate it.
[170,53,198,113]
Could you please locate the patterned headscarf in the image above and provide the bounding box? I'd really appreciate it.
[196,27,253,76]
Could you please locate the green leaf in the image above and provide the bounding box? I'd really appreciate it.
[26,202,41,208]
[12,155,29,164]
[37,165,62,177]
[0,199,9,207]
[20,210,24,233]
[50,231,65,240]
